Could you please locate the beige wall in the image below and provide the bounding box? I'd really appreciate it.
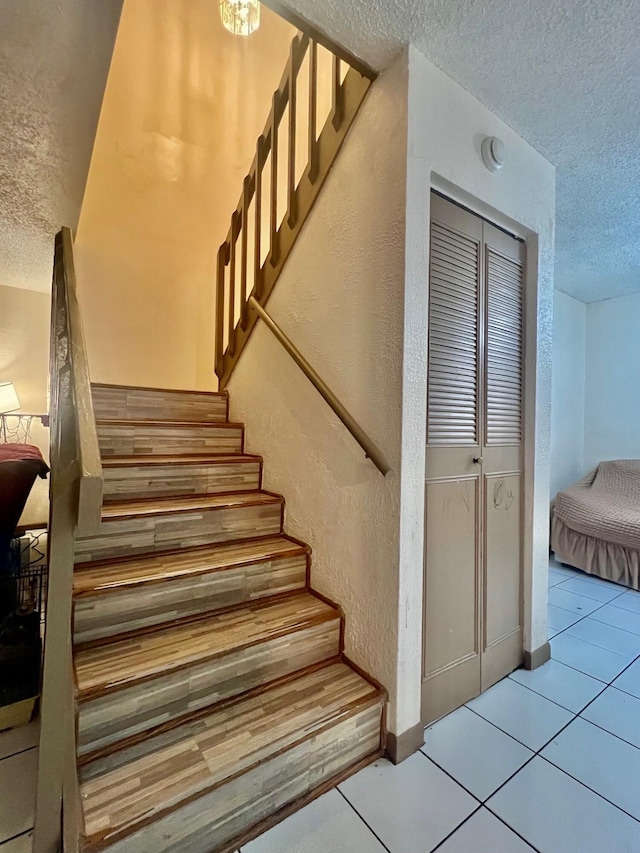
[228,55,409,733]
[75,0,296,391]
[0,286,51,525]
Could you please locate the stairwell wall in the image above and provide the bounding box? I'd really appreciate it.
[227,53,408,733]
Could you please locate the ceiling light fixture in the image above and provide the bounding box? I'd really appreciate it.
[220,0,261,36]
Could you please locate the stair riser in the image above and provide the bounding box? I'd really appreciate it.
[77,617,341,757]
[73,554,308,643]
[92,386,228,424]
[74,502,283,563]
[102,460,261,502]
[98,424,243,457]
[87,702,382,853]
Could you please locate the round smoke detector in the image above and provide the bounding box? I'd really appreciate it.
[481,136,506,172]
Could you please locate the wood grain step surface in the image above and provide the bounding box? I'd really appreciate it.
[91,383,228,423]
[80,663,383,853]
[73,537,308,643]
[74,493,283,563]
[97,420,243,457]
[75,593,342,756]
[102,454,262,501]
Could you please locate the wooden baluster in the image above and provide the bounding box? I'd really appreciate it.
[240,176,250,328]
[270,92,280,267]
[228,213,238,357]
[215,242,227,377]
[332,54,344,130]
[308,40,319,183]
[287,41,298,229]
[254,134,265,299]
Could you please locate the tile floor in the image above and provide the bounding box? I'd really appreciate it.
[4,559,640,852]
[244,558,640,853]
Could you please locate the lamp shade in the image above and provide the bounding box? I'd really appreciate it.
[0,382,20,413]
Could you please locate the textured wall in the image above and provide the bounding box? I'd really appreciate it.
[75,0,295,391]
[584,293,640,471]
[0,286,51,525]
[277,0,640,304]
[550,291,586,498]
[228,55,409,732]
[402,48,556,722]
[0,0,122,292]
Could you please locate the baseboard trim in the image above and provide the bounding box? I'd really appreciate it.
[524,641,551,670]
[385,721,424,765]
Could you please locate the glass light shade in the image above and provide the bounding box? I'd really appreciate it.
[220,0,260,36]
[0,382,20,413]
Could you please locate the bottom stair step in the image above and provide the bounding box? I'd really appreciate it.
[80,661,384,853]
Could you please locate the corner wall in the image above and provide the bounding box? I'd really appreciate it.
[75,0,295,391]
[584,292,640,470]
[228,54,408,732]
[550,291,586,497]
[401,46,555,730]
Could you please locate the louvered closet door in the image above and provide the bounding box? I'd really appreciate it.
[422,194,525,726]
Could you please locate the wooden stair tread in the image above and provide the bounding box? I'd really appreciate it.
[74,592,338,697]
[101,453,261,468]
[91,383,227,398]
[99,491,281,521]
[79,662,381,846]
[97,418,243,429]
[73,536,307,595]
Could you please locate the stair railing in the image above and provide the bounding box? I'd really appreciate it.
[215,32,374,389]
[215,31,389,474]
[34,227,103,853]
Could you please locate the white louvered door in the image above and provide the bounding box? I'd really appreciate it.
[422,194,525,725]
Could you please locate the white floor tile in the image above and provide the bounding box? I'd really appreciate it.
[541,717,640,820]
[548,562,582,578]
[466,678,572,751]
[557,576,626,603]
[509,659,604,713]
[242,788,386,853]
[612,591,640,616]
[551,633,630,682]
[435,807,534,852]
[0,722,38,761]
[549,568,570,587]
[592,604,640,636]
[613,658,640,700]
[338,754,477,853]
[0,748,38,843]
[0,832,33,853]
[422,706,533,801]
[566,618,640,658]
[547,604,580,633]
[547,587,601,616]
[581,687,640,749]
[488,756,640,853]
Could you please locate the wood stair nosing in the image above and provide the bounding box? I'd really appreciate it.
[76,656,343,768]
[78,662,384,852]
[96,419,245,458]
[91,383,230,425]
[100,452,263,468]
[72,535,308,597]
[74,493,286,564]
[73,586,312,653]
[72,538,310,644]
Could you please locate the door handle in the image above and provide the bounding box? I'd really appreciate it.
[473,457,483,465]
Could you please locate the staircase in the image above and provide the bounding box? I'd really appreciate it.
[71,382,386,853]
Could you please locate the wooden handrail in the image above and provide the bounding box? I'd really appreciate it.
[215,31,373,389]
[248,297,391,476]
[34,227,103,853]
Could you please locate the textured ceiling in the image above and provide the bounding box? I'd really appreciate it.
[0,0,122,292]
[279,0,640,303]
